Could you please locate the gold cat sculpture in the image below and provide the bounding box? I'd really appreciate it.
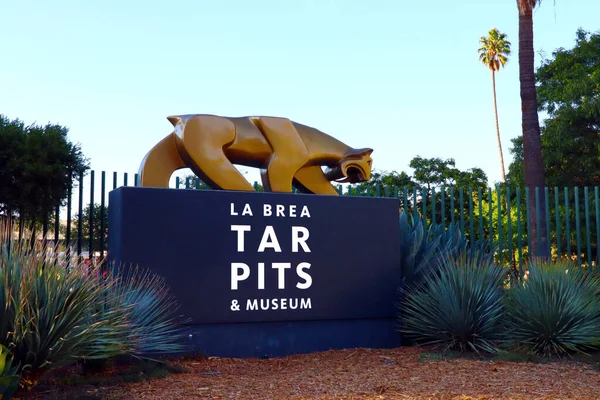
[138,114,373,195]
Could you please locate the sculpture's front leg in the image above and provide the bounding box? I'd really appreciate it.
[252,117,310,193]
[293,166,339,195]
[177,115,256,192]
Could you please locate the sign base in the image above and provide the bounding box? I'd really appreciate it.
[108,187,402,357]
[183,318,400,358]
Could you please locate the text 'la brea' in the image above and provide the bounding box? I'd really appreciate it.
[231,203,311,218]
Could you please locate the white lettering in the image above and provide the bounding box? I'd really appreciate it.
[276,204,285,217]
[301,298,312,309]
[231,263,250,290]
[260,299,270,310]
[242,298,311,311]
[242,203,253,216]
[247,299,258,310]
[272,262,291,289]
[230,203,238,216]
[289,205,297,217]
[257,226,282,252]
[300,206,311,218]
[292,226,310,252]
[231,225,251,252]
[258,262,265,290]
[296,262,312,289]
[263,204,272,216]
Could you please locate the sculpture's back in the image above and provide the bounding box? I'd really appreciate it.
[138,114,373,195]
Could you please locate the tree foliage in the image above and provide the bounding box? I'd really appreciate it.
[0,115,89,222]
[66,203,109,251]
[506,28,600,262]
[508,28,600,188]
[408,156,488,191]
[478,27,511,183]
[478,28,511,73]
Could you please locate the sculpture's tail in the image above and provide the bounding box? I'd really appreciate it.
[138,133,186,188]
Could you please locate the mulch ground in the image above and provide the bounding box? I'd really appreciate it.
[16,347,600,400]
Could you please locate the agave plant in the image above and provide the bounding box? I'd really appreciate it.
[0,227,132,390]
[399,210,497,285]
[398,211,440,284]
[399,254,507,354]
[505,261,600,357]
[0,345,21,400]
[100,265,189,358]
[429,222,497,266]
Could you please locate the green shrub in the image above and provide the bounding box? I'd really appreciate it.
[399,254,507,354]
[0,240,131,389]
[398,211,440,283]
[398,210,497,285]
[0,345,21,400]
[505,261,600,357]
[101,266,188,359]
[0,226,187,391]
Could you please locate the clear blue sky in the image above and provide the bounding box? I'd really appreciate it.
[2,0,599,193]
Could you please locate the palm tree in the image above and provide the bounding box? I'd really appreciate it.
[478,28,511,183]
[517,0,548,258]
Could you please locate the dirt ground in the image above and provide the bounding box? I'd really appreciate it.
[16,346,600,400]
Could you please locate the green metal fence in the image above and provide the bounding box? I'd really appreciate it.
[11,170,600,271]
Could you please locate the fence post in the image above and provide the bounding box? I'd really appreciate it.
[497,185,502,266]
[478,187,483,241]
[565,187,571,259]
[77,171,83,259]
[89,171,95,262]
[468,187,474,241]
[595,187,600,270]
[516,187,523,276]
[585,187,592,270]
[554,187,561,258]
[575,187,581,267]
[100,171,106,260]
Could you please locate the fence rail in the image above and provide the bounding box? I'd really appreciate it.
[6,170,600,271]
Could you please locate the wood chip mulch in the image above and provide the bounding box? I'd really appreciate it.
[19,347,600,399]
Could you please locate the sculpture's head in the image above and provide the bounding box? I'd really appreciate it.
[325,148,373,184]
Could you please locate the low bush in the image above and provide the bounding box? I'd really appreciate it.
[0,226,187,396]
[0,240,131,390]
[101,265,188,359]
[398,211,440,283]
[399,253,507,354]
[504,261,600,357]
[398,210,497,285]
[0,344,21,399]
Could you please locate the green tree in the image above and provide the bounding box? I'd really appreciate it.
[182,169,264,191]
[355,170,414,195]
[0,115,89,226]
[508,28,600,187]
[409,156,488,191]
[67,203,109,252]
[508,28,600,264]
[478,28,512,183]
[516,0,548,257]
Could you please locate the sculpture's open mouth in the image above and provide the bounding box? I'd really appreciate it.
[324,162,370,184]
[343,165,366,183]
[329,164,367,184]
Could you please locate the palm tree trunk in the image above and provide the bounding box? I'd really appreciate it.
[518,5,548,258]
[492,71,519,275]
[491,70,507,183]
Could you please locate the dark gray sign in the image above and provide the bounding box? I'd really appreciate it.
[108,187,401,325]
